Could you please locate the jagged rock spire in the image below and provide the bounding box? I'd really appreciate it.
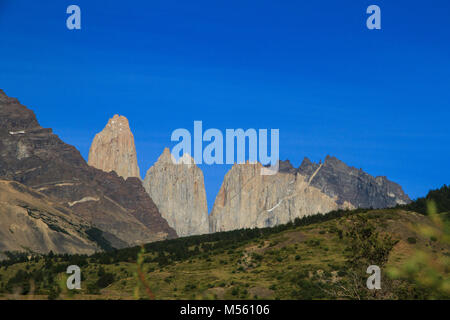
[143,148,209,237]
[88,115,140,180]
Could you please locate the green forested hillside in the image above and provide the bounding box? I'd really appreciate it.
[0,207,448,300]
[402,184,450,215]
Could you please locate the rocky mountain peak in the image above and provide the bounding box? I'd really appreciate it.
[298,157,320,177]
[159,147,173,162]
[158,148,194,166]
[0,91,39,131]
[143,148,209,237]
[299,156,410,208]
[278,160,296,174]
[210,154,411,232]
[88,114,140,180]
[0,91,176,250]
[0,89,18,104]
[106,114,130,131]
[210,161,344,232]
[301,157,313,166]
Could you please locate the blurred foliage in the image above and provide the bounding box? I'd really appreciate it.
[134,246,154,300]
[388,200,450,299]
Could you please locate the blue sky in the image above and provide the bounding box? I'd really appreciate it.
[1,0,449,211]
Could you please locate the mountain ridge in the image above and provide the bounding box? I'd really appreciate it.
[0,88,411,250]
[210,158,410,232]
[0,89,177,252]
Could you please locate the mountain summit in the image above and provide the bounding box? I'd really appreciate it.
[144,148,210,237]
[0,90,176,250]
[298,156,410,208]
[210,158,410,232]
[88,114,140,180]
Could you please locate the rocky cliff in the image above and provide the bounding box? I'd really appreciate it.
[0,180,99,254]
[143,148,209,237]
[88,115,140,180]
[210,158,410,232]
[209,162,352,232]
[298,156,410,208]
[0,89,176,251]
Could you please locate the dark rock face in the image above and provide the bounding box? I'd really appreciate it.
[0,179,100,254]
[277,160,297,174]
[0,90,177,249]
[298,155,411,209]
[298,157,320,177]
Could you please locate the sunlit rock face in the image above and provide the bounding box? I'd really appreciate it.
[210,157,410,233]
[0,90,176,250]
[209,162,350,233]
[144,148,210,237]
[88,114,140,180]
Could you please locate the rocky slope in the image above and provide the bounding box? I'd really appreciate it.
[298,156,410,208]
[0,180,99,254]
[0,89,176,251]
[143,149,209,237]
[88,115,140,180]
[209,162,351,232]
[210,159,410,232]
